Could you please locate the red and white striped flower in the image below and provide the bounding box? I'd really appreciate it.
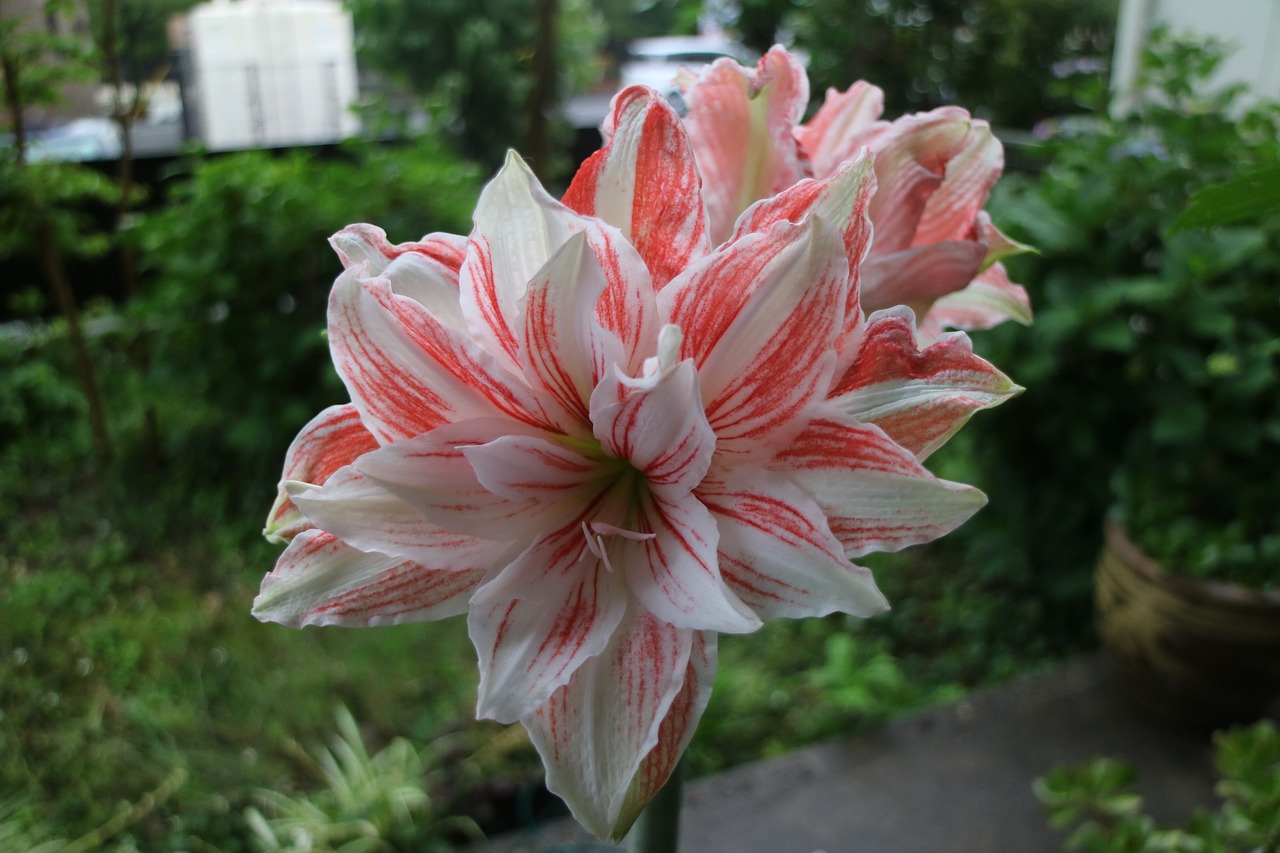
[679,45,1032,340]
[255,82,1018,840]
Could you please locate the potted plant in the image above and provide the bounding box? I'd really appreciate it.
[971,31,1280,731]
[1094,162,1280,729]
[1090,41,1280,730]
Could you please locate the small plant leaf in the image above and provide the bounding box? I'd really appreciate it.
[1170,166,1280,233]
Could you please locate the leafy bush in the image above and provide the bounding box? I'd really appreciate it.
[776,0,1117,127]
[347,0,604,170]
[1036,720,1280,852]
[124,138,483,530]
[948,31,1280,619]
[0,137,491,849]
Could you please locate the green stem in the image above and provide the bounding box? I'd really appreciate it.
[630,760,684,853]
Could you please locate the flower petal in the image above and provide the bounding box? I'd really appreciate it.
[911,119,1002,248]
[774,407,987,557]
[461,152,579,365]
[357,419,576,540]
[265,404,379,543]
[729,153,877,276]
[518,232,626,430]
[660,217,846,458]
[523,613,703,840]
[700,469,888,619]
[830,306,1022,459]
[564,86,711,290]
[977,214,1034,268]
[469,523,628,722]
[919,261,1032,340]
[683,46,810,243]
[329,268,547,443]
[590,359,715,497]
[252,529,487,627]
[614,490,760,633]
[462,433,608,504]
[462,152,656,374]
[865,108,972,257]
[289,465,509,568]
[612,630,716,836]
[726,155,876,372]
[859,239,989,315]
[330,222,467,274]
[330,224,467,326]
[794,80,885,179]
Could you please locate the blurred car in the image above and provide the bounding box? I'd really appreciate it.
[24,118,123,163]
[620,36,756,100]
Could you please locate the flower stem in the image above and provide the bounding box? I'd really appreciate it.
[630,760,684,853]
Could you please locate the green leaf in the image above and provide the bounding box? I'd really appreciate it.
[1170,166,1280,233]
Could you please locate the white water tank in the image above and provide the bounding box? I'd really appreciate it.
[186,0,360,150]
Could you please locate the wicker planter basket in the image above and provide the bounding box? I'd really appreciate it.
[1095,522,1280,732]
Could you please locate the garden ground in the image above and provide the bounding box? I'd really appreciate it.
[485,655,1219,852]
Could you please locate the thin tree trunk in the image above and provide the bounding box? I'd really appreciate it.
[1,51,25,161]
[2,32,112,460]
[526,0,557,180]
[101,0,160,467]
[36,219,112,458]
[102,0,139,300]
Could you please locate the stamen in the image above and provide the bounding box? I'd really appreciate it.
[589,521,656,541]
[596,534,616,574]
[581,521,654,573]
[580,521,604,561]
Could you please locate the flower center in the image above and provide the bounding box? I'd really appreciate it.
[574,454,656,571]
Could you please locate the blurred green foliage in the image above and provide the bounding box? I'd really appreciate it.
[0,157,119,262]
[85,0,203,91]
[0,547,485,850]
[0,136,488,849]
[244,706,479,852]
[347,0,604,170]
[0,0,96,118]
[956,31,1280,603]
[1173,165,1280,233]
[742,0,1118,127]
[694,615,954,774]
[123,138,481,526]
[1036,720,1280,852]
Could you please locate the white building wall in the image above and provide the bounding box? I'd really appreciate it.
[1112,0,1280,113]
[187,0,360,150]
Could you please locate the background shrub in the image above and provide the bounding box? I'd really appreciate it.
[942,32,1280,630]
[121,138,483,539]
[735,0,1118,127]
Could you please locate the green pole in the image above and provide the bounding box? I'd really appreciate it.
[629,761,684,853]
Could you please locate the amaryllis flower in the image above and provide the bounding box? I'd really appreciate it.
[677,45,1031,340]
[254,85,1017,840]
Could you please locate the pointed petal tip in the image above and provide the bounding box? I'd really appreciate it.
[500,149,535,177]
[957,482,989,513]
[262,526,289,546]
[249,585,298,628]
[856,580,892,619]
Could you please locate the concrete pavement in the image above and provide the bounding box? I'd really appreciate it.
[480,656,1221,853]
